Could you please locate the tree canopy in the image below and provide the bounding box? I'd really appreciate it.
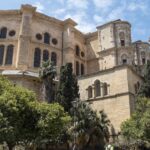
[69,101,110,150]
[0,76,71,150]
[56,63,79,112]
[39,60,57,102]
[121,61,150,148]
[138,60,150,98]
[121,97,150,146]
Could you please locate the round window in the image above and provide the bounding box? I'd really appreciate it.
[9,30,16,37]
[36,33,42,40]
[81,51,85,57]
[52,38,58,45]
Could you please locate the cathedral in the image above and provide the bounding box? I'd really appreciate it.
[0,4,149,133]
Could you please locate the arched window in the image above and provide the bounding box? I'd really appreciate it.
[88,86,93,99]
[0,45,4,65]
[5,45,14,65]
[51,52,57,66]
[43,50,49,62]
[44,32,50,44]
[121,54,128,64]
[119,32,125,46]
[76,61,79,76]
[34,48,41,67]
[103,82,108,96]
[81,63,84,75]
[141,51,146,65]
[0,27,7,38]
[94,80,101,97]
[75,45,80,56]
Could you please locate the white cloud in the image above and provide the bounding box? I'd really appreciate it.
[127,2,147,13]
[135,28,146,35]
[107,7,124,21]
[93,15,104,24]
[67,0,89,10]
[53,8,66,16]
[33,2,45,13]
[47,0,65,4]
[64,11,95,33]
[103,1,126,22]
[77,22,96,33]
[93,0,113,9]
[64,11,86,23]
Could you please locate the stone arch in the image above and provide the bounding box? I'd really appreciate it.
[51,52,57,66]
[0,27,7,38]
[75,45,80,56]
[94,80,101,97]
[76,61,79,76]
[88,86,93,99]
[121,54,128,64]
[44,32,50,44]
[119,32,125,39]
[5,44,14,65]
[119,32,125,46]
[0,45,4,65]
[34,48,41,67]
[141,51,146,64]
[43,50,49,62]
[103,82,108,96]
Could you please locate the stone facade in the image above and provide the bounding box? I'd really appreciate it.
[0,4,150,133]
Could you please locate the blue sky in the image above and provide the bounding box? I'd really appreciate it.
[0,0,150,42]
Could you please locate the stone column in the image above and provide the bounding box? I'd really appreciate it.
[16,4,36,70]
[62,19,77,73]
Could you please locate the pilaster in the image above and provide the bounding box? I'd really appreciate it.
[16,4,36,70]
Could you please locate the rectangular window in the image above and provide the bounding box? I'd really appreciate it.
[142,58,145,65]
[121,40,125,46]
[122,59,127,64]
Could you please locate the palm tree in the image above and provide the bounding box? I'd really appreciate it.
[39,60,56,103]
[70,101,110,150]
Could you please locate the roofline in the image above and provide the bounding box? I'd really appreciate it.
[0,4,78,28]
[132,40,150,45]
[96,19,131,29]
[84,31,98,39]
[0,10,20,15]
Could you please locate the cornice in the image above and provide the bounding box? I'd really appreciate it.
[85,92,135,102]
[132,40,150,46]
[0,10,20,15]
[97,19,131,30]
[31,40,61,52]
[78,65,142,80]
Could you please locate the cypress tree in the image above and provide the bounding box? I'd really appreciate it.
[56,63,79,112]
[138,60,150,98]
[39,60,56,102]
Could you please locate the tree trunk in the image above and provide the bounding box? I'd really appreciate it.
[44,77,55,103]
[83,136,92,150]
[7,143,14,150]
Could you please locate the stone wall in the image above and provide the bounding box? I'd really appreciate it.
[78,66,142,131]
[7,75,43,101]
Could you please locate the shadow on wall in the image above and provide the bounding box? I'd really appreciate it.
[87,46,99,74]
